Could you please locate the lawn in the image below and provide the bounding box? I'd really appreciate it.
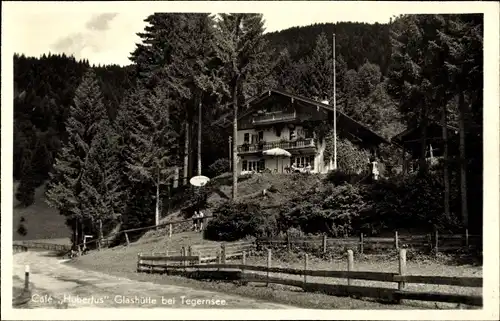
[13,182,70,241]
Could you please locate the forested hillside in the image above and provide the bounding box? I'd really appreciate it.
[13,19,399,197]
[13,14,483,243]
[265,22,393,75]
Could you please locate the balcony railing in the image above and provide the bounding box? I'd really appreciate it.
[237,138,315,153]
[252,111,297,125]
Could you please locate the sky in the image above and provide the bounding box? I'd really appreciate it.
[4,1,491,66]
[5,1,408,67]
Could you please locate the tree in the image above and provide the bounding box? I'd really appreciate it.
[388,14,483,228]
[211,13,276,199]
[388,15,447,174]
[45,69,108,246]
[435,15,483,229]
[302,33,334,101]
[79,124,124,245]
[130,13,220,184]
[122,85,179,227]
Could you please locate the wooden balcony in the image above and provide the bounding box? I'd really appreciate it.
[237,138,316,154]
[252,111,297,125]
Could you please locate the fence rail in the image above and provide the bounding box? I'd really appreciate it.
[13,244,28,253]
[257,230,481,255]
[13,241,71,252]
[136,248,482,307]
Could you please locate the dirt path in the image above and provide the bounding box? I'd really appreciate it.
[13,251,297,309]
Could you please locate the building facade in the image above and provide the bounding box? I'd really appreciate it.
[214,89,390,175]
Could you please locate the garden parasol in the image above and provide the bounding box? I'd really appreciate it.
[262,148,292,172]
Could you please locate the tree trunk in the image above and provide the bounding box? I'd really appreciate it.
[419,111,428,174]
[442,106,450,220]
[197,100,202,176]
[155,168,160,227]
[74,219,78,247]
[98,219,103,250]
[458,91,468,227]
[232,84,238,200]
[188,121,194,179]
[183,121,190,185]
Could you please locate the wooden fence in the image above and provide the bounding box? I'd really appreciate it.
[137,241,255,266]
[13,244,28,253]
[137,248,482,307]
[257,230,481,255]
[14,215,214,256]
[13,241,71,253]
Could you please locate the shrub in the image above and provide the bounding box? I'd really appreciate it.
[16,178,36,207]
[17,217,28,236]
[326,169,366,185]
[204,201,277,241]
[207,158,230,178]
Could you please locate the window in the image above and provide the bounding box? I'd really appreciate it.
[242,160,248,171]
[244,133,249,143]
[258,159,265,171]
[294,155,315,169]
[245,159,265,172]
[258,131,264,141]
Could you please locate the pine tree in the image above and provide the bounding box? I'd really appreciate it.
[212,13,275,199]
[387,15,446,174]
[387,14,483,229]
[122,85,179,226]
[45,69,107,245]
[79,123,124,244]
[302,33,334,101]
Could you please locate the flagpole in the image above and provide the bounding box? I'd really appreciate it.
[333,33,337,170]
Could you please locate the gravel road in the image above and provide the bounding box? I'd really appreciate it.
[13,251,297,309]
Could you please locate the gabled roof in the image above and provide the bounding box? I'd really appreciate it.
[211,89,390,145]
[391,121,459,146]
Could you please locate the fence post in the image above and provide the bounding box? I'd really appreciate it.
[303,253,309,285]
[125,232,130,246]
[241,250,246,277]
[217,249,222,264]
[24,265,30,290]
[398,248,407,290]
[394,231,399,250]
[137,253,142,272]
[198,251,202,265]
[359,233,364,255]
[266,249,272,287]
[169,224,172,238]
[434,229,439,256]
[188,246,193,266]
[221,244,227,264]
[322,234,327,254]
[465,228,469,247]
[347,250,354,286]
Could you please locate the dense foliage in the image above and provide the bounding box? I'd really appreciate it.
[205,201,276,241]
[207,158,230,178]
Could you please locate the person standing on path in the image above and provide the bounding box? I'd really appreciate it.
[198,210,205,232]
[192,211,199,231]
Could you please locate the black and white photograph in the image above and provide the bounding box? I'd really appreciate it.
[1,1,498,319]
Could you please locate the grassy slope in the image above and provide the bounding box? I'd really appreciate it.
[69,173,481,309]
[13,182,70,242]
